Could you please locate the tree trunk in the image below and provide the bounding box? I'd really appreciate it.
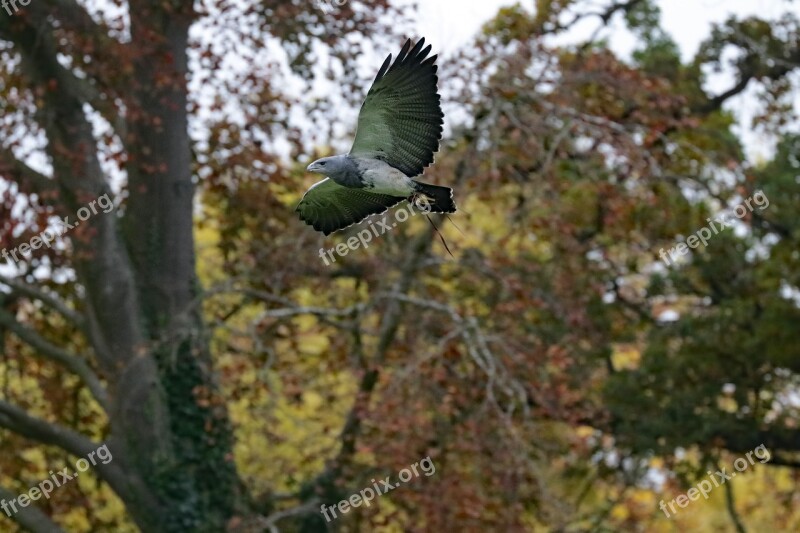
[0,1,239,530]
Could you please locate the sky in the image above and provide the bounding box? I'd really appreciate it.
[414,0,790,58]
[411,0,799,161]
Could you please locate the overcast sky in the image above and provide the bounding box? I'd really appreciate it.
[414,0,789,58]
[410,0,798,161]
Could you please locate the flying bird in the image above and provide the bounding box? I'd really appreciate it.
[296,37,455,235]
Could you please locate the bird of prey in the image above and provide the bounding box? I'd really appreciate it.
[296,37,455,235]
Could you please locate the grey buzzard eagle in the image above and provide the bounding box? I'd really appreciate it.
[296,37,455,235]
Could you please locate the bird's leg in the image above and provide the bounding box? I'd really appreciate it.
[409,192,434,213]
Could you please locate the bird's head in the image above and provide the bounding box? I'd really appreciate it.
[307,156,345,176]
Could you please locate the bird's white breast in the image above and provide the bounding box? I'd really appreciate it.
[357,159,416,196]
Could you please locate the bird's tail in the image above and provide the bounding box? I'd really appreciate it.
[411,181,456,213]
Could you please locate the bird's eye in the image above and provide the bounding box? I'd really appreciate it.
[320,162,326,166]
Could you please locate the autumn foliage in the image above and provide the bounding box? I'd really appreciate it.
[0,1,799,532]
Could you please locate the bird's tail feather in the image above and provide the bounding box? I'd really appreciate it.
[411,181,456,213]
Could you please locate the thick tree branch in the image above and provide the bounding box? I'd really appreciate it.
[702,75,755,114]
[767,456,800,469]
[338,229,433,459]
[57,69,127,138]
[696,46,800,115]
[36,0,128,88]
[0,401,143,510]
[43,0,113,40]
[715,429,800,456]
[0,309,109,412]
[0,275,86,331]
[2,0,158,429]
[0,3,126,138]
[546,0,647,37]
[0,400,98,459]
[0,147,61,208]
[0,485,65,533]
[723,477,747,533]
[304,167,474,507]
[298,229,436,515]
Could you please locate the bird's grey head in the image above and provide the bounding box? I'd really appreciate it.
[307,155,350,177]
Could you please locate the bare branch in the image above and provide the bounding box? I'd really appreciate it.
[223,287,361,331]
[256,304,362,319]
[378,291,528,414]
[256,500,321,533]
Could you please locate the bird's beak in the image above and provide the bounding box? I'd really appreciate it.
[306,163,317,172]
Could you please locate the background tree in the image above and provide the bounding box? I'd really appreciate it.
[1,0,798,532]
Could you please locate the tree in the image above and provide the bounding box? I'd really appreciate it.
[0,0,393,530]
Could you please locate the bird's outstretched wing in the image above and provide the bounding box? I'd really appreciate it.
[349,38,443,178]
[296,178,404,235]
